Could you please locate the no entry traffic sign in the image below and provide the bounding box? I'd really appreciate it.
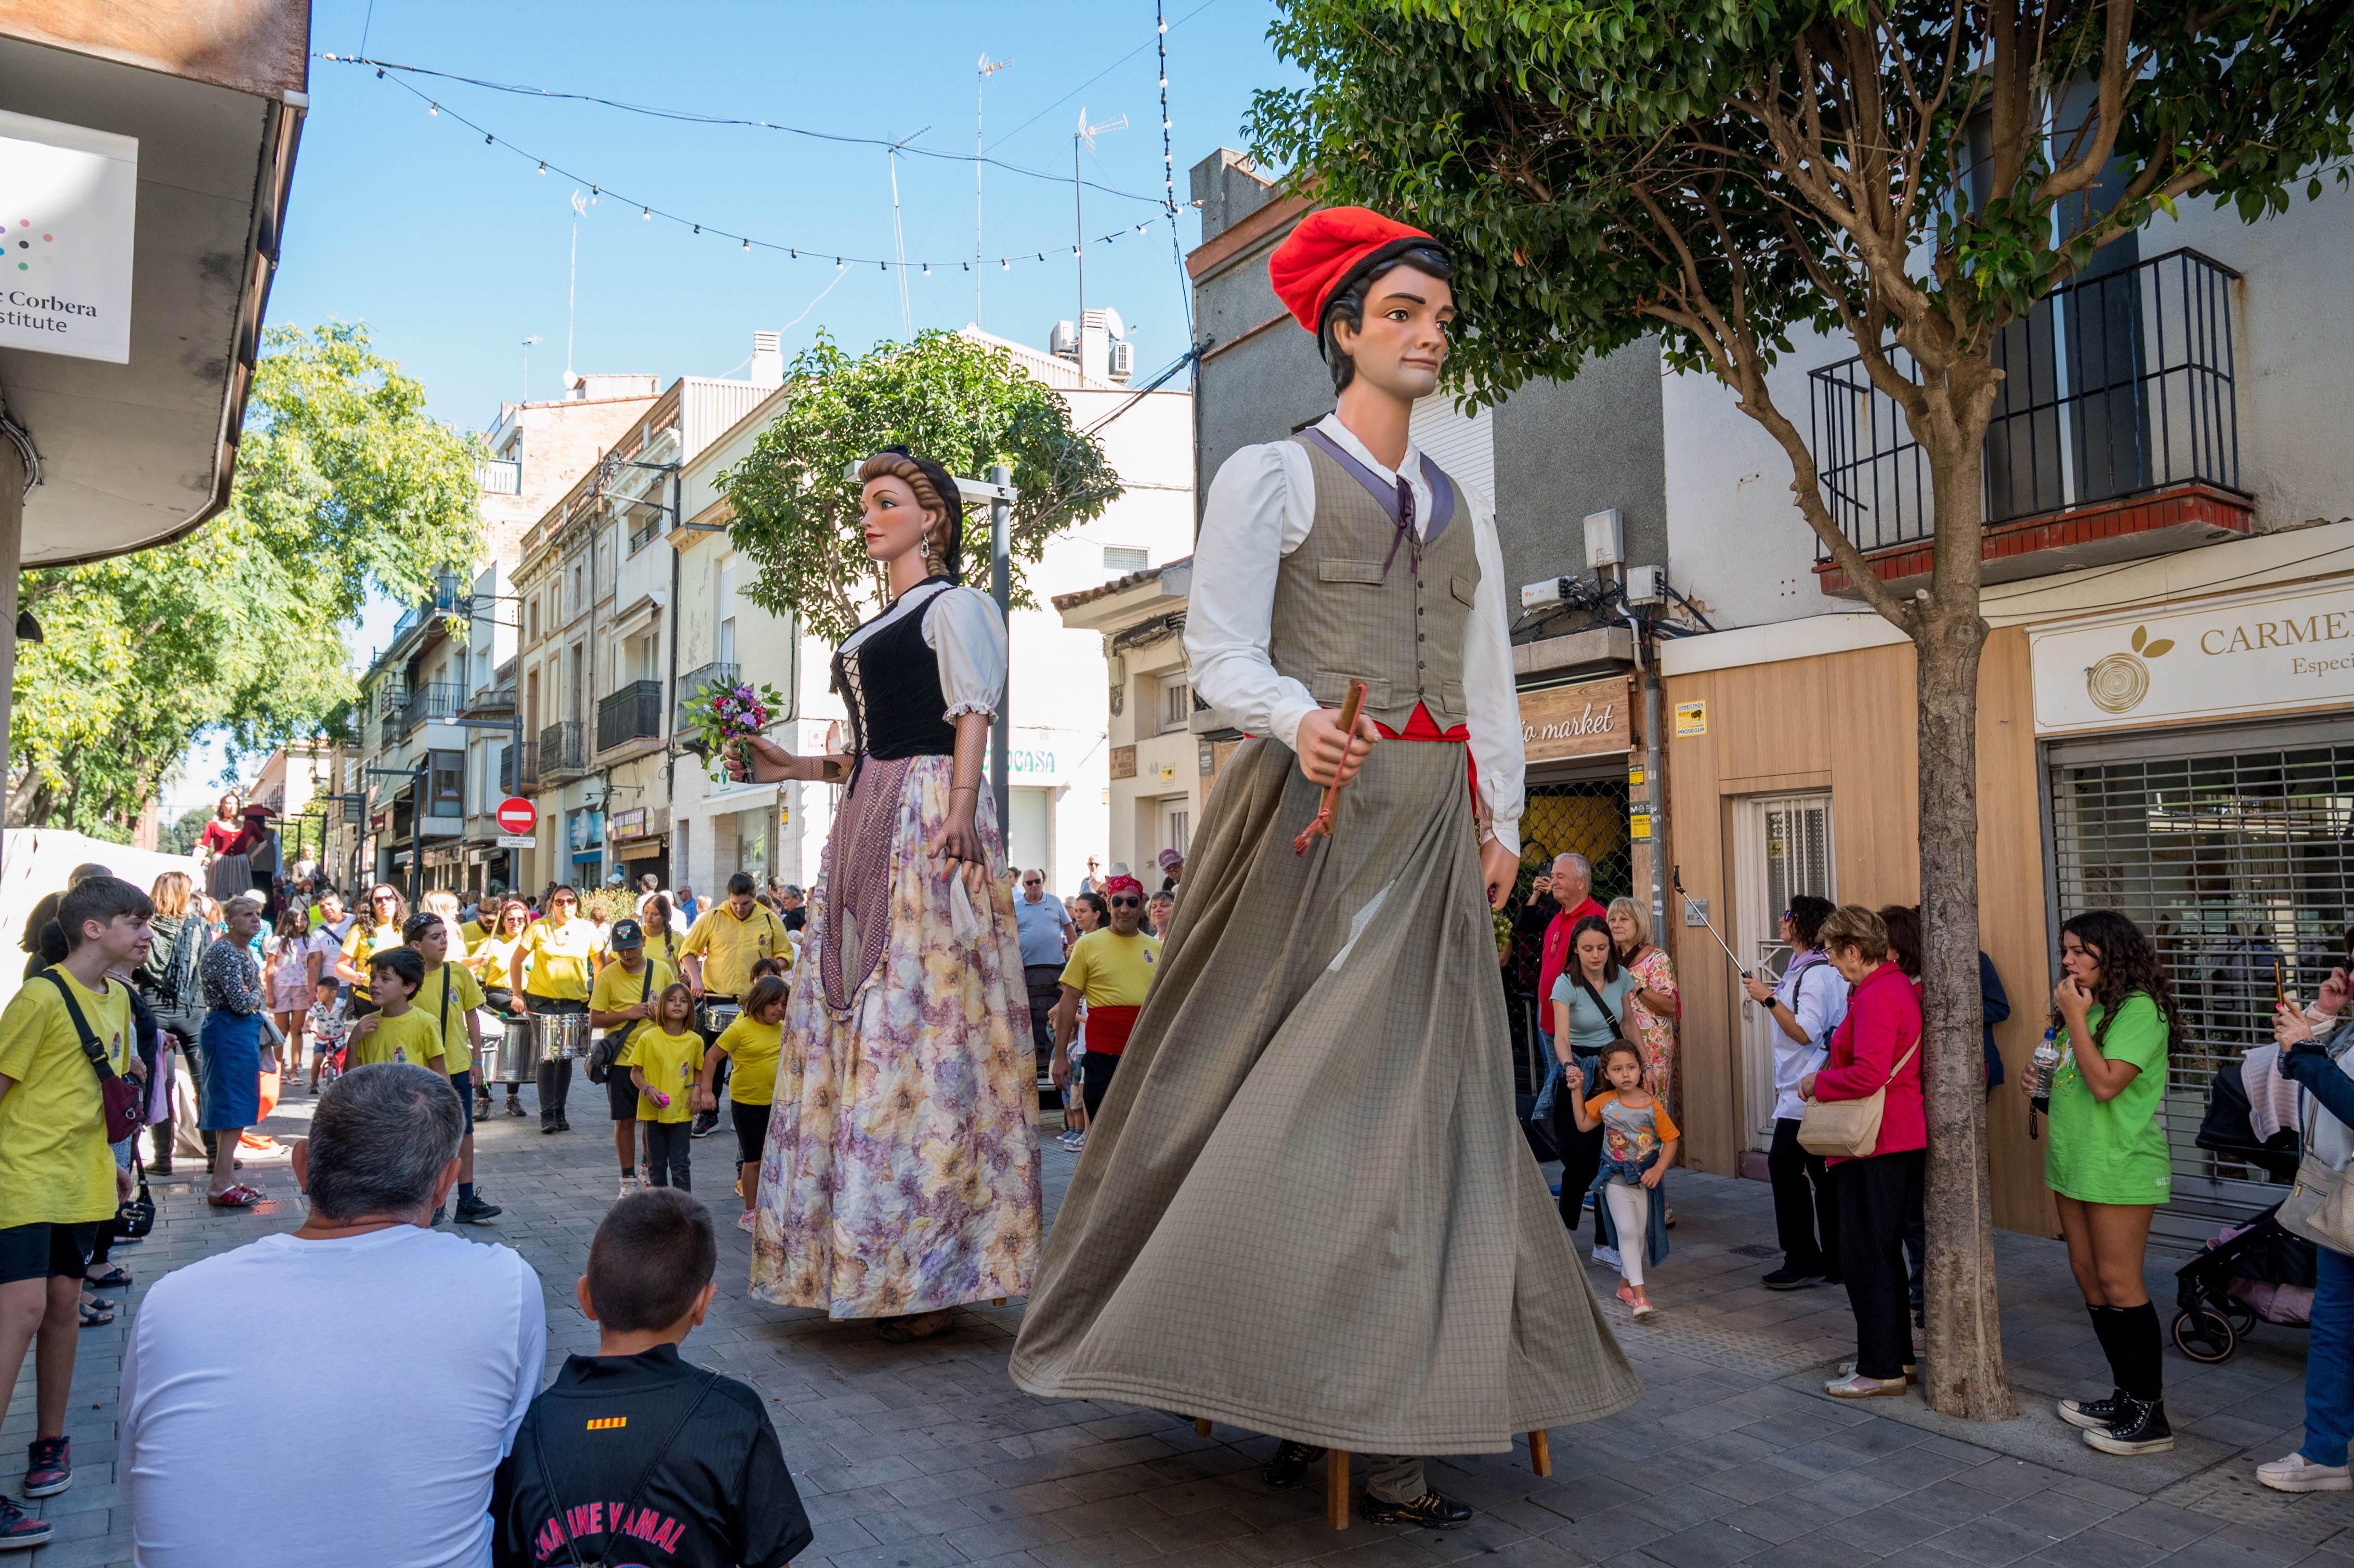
[495,796,537,837]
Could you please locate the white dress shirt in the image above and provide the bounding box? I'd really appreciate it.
[838,578,1008,721]
[1185,412,1526,855]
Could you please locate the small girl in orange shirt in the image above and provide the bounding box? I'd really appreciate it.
[1569,1040,1679,1318]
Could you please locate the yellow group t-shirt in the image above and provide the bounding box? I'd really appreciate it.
[519,917,600,1002]
[623,1026,701,1123]
[414,960,486,1076]
[1058,929,1162,1008]
[469,934,522,991]
[349,1007,447,1072]
[0,970,133,1228]
[642,927,687,977]
[712,1012,784,1108]
[588,956,675,1063]
[341,922,407,1002]
[679,904,791,997]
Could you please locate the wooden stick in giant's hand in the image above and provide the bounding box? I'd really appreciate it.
[1292,679,1369,856]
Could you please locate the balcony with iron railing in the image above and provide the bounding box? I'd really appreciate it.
[538,720,585,778]
[1807,248,2250,596]
[596,680,666,753]
[516,741,539,789]
[674,661,739,734]
[400,682,464,737]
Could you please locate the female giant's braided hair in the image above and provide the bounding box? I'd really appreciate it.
[2050,908,2186,1053]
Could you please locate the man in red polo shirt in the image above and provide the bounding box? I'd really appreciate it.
[1535,852,1606,1046]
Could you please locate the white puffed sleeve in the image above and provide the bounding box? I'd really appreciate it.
[1183,440,1320,750]
[923,584,1008,721]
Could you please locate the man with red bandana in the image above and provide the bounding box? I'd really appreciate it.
[1014,207,1639,1528]
[1048,874,1159,1125]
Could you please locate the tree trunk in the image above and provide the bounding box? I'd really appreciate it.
[1914,433,2015,1420]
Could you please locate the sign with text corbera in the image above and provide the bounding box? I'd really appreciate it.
[0,109,137,363]
[2030,577,2354,734]
[1518,676,1633,762]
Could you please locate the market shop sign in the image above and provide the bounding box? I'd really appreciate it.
[1518,676,1632,761]
[2030,578,2354,734]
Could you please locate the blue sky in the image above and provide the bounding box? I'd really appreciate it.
[164,0,1299,817]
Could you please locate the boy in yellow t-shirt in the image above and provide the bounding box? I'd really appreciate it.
[0,876,151,1528]
[626,984,701,1192]
[346,948,442,1071]
[405,912,499,1227]
[698,973,789,1231]
[588,918,675,1197]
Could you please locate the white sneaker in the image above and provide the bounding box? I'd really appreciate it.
[1067,1131,1086,1152]
[616,1175,641,1200]
[2258,1453,2352,1492]
[735,1209,755,1233]
[1592,1244,1621,1268]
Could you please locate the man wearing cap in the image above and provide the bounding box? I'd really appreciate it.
[1013,207,1638,1526]
[587,918,676,1198]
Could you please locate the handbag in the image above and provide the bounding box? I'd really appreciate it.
[37,970,145,1144]
[2279,1103,2354,1254]
[587,965,653,1086]
[1797,1033,1920,1159]
[116,1153,156,1238]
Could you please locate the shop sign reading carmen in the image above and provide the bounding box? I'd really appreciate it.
[2029,578,2354,735]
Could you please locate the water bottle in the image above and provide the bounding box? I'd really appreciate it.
[2029,1027,2062,1139]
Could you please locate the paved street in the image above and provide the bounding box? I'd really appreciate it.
[13,1091,2354,1567]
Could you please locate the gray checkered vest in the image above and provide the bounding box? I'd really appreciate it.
[1268,435,1478,733]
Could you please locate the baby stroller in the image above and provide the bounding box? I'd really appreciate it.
[2171,1204,2316,1364]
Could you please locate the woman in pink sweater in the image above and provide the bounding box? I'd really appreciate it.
[1797,904,1925,1398]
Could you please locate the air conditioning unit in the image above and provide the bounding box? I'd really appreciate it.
[1624,563,1666,606]
[1049,320,1079,359]
[1108,339,1135,381]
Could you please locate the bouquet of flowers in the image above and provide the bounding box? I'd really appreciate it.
[685,677,790,782]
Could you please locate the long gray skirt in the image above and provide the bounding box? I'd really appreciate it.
[1010,736,1640,1454]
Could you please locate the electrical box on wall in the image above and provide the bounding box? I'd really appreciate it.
[1583,508,1625,570]
[1625,564,1666,606]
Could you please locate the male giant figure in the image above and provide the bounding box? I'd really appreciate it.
[1012,208,1639,1525]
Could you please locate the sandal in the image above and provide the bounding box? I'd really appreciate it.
[84,1265,132,1290]
[77,1297,114,1327]
[205,1185,262,1208]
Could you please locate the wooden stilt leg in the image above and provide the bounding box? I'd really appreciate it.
[1194,1417,1213,1437]
[991,1297,1007,1306]
[1326,1448,1350,1530]
[1528,1429,1552,1478]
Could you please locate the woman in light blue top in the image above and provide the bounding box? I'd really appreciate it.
[1550,916,1638,1254]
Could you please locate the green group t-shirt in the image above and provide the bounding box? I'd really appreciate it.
[2044,992,2172,1205]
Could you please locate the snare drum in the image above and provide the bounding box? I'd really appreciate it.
[492,1016,537,1084]
[697,999,741,1039]
[532,1012,589,1062]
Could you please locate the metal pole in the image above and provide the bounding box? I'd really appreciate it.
[989,463,1011,837]
[1645,636,1665,942]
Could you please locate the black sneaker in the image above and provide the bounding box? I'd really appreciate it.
[430,1205,446,1226]
[2083,1395,2174,1456]
[2057,1389,2128,1432]
[455,1193,502,1224]
[691,1111,718,1139]
[555,1114,571,1132]
[1262,1440,1327,1489]
[0,1495,51,1550]
[1363,1491,1473,1528]
[1761,1267,1824,1291]
[22,1437,69,1498]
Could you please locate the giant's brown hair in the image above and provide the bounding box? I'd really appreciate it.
[858,452,960,567]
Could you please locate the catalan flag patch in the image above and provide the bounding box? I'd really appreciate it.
[585,1416,628,1431]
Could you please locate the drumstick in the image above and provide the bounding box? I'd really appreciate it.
[1292,680,1370,856]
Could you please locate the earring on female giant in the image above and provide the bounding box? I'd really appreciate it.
[919,535,937,573]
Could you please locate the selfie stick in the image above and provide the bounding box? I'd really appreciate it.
[1672,865,1750,980]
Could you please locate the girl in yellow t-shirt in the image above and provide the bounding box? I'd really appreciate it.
[700,973,789,1230]
[467,901,532,1120]
[629,984,700,1191]
[638,894,687,977]
[512,886,600,1133]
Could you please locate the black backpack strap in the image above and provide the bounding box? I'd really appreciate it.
[38,970,120,1085]
[438,962,453,1051]
[1573,972,1620,1037]
[526,1370,718,1567]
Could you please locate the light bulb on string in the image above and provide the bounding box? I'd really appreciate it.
[640,207,651,221]
[428,102,439,115]
[1001,259,1009,271]
[922,264,930,276]
[742,239,751,252]
[692,225,700,234]
[484,134,493,145]
[835,258,844,270]
[536,162,547,175]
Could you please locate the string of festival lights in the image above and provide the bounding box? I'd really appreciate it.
[319,51,1179,275]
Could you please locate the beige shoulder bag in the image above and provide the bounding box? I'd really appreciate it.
[1797,1035,1920,1159]
[2279,1101,2354,1255]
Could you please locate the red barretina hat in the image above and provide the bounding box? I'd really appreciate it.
[1267,207,1442,335]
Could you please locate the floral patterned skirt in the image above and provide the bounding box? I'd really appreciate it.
[749,754,1042,1317]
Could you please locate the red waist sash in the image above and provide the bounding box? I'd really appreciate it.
[1371,701,1479,807]
[1085,1004,1142,1056]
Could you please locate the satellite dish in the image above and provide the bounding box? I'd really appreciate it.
[1100,307,1126,342]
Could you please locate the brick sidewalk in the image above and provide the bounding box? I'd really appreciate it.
[11,1088,2354,1567]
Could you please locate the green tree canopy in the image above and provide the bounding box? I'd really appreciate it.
[717,329,1123,647]
[10,322,484,835]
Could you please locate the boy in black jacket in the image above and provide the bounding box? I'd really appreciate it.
[491,1190,810,1566]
